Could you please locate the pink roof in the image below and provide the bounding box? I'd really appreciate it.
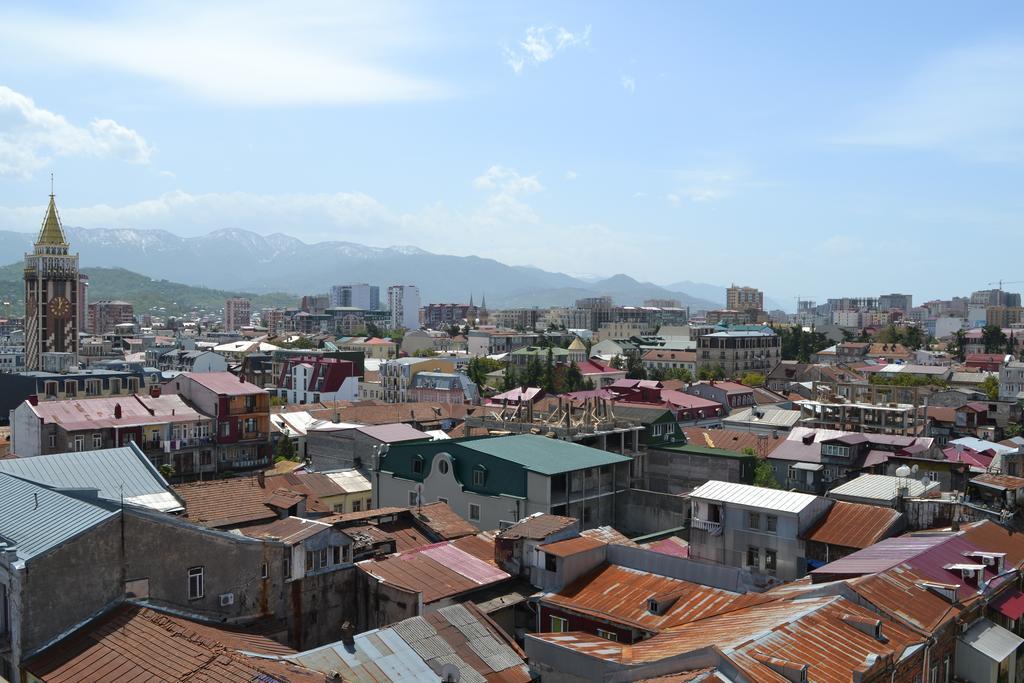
[419,544,508,585]
[490,387,544,403]
[356,423,427,443]
[577,359,622,375]
[180,372,265,396]
[942,446,994,470]
[646,537,690,559]
[29,394,204,430]
[659,390,722,411]
[697,380,752,395]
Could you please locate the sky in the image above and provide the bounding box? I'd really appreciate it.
[1,1,1023,304]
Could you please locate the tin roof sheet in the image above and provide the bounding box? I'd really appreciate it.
[961,618,1024,662]
[802,501,903,549]
[539,535,606,557]
[496,512,578,540]
[688,480,820,513]
[827,474,934,502]
[810,534,950,578]
[459,434,631,475]
[0,444,183,513]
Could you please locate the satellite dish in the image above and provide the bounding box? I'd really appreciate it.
[911,464,919,474]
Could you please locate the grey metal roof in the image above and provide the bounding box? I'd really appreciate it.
[0,444,183,513]
[688,480,820,513]
[826,474,933,502]
[0,472,118,565]
[961,618,1023,662]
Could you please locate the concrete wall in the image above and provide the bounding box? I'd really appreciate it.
[614,488,689,537]
[355,567,421,631]
[288,565,358,650]
[646,449,745,494]
[10,401,40,458]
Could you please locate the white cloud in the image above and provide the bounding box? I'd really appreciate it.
[0,85,151,178]
[665,193,680,206]
[835,41,1024,161]
[621,74,636,93]
[504,25,591,73]
[672,169,741,203]
[0,3,449,105]
[565,170,578,180]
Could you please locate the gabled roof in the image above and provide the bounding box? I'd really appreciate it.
[241,516,335,545]
[458,435,632,476]
[175,371,265,396]
[174,476,284,528]
[413,501,480,539]
[689,480,821,513]
[0,444,183,513]
[0,472,118,565]
[497,512,578,540]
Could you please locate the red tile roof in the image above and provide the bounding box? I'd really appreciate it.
[174,476,281,528]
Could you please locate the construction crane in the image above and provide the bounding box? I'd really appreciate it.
[988,280,1024,291]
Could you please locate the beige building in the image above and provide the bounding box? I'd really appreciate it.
[726,285,764,313]
[224,297,251,332]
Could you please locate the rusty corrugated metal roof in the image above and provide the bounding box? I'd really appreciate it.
[497,512,578,540]
[801,501,903,549]
[539,535,606,557]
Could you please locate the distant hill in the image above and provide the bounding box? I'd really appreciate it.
[0,226,729,310]
[0,263,294,317]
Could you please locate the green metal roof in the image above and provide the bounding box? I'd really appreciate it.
[458,434,631,475]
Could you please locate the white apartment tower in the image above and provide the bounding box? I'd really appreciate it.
[387,285,420,331]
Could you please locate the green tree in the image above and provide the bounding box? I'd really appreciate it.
[664,367,694,383]
[543,348,556,392]
[981,374,1000,401]
[159,464,175,481]
[982,325,1008,354]
[743,448,780,489]
[904,326,924,350]
[698,365,726,380]
[625,354,647,380]
[467,357,502,386]
[609,355,625,370]
[275,434,297,462]
[565,361,584,392]
[950,328,967,362]
[365,321,381,338]
[740,372,766,387]
[502,362,518,391]
[524,354,543,387]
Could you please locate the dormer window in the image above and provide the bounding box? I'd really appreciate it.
[821,443,850,458]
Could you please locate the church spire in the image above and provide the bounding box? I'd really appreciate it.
[481,292,486,310]
[469,292,474,307]
[36,187,68,247]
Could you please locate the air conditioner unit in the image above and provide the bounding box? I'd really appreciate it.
[219,592,235,607]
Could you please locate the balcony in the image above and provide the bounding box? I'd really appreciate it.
[690,518,723,535]
[163,436,215,452]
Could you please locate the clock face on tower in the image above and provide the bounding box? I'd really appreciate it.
[49,295,70,319]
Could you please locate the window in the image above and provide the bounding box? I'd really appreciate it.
[45,381,58,397]
[260,563,268,579]
[473,469,486,486]
[943,656,950,683]
[747,547,759,569]
[469,503,481,522]
[110,378,122,393]
[748,512,761,530]
[128,378,140,392]
[787,465,798,481]
[64,380,77,396]
[74,434,85,452]
[545,552,558,572]
[596,629,619,642]
[305,550,314,571]
[365,498,372,510]
[187,566,204,600]
[92,433,102,449]
[550,616,568,633]
[333,503,344,513]
[438,460,449,474]
[352,500,361,512]
[48,433,55,449]
[284,555,291,579]
[220,421,231,437]
[765,549,777,572]
[332,546,342,565]
[413,456,424,474]
[409,491,418,506]
[766,515,777,533]
[929,664,938,683]
[86,380,101,396]
[319,548,328,569]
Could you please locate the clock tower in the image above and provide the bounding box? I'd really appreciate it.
[24,192,81,371]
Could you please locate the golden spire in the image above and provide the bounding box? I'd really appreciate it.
[36,180,68,246]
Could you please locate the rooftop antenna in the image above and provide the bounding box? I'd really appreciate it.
[50,172,54,197]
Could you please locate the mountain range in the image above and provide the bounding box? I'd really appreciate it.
[0,226,785,312]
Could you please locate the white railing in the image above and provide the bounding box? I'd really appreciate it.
[691,518,723,535]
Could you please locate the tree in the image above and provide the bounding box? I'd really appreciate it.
[664,367,693,383]
[543,348,556,392]
[743,448,780,489]
[982,374,1000,401]
[698,365,725,381]
[502,362,518,391]
[365,321,382,338]
[950,328,967,362]
[904,326,924,350]
[275,434,297,462]
[625,354,647,380]
[982,325,1008,354]
[740,372,766,387]
[159,464,175,481]
[609,355,625,370]
[524,354,543,387]
[565,361,584,392]
[467,357,502,386]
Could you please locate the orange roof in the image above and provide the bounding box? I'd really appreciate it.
[498,513,578,540]
[23,604,319,683]
[542,563,767,632]
[539,535,606,557]
[680,427,787,456]
[802,501,903,549]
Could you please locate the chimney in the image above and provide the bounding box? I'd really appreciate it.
[340,620,356,647]
[257,470,266,488]
[28,394,38,406]
[114,403,122,419]
[149,385,161,398]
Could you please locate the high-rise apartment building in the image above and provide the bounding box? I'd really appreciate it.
[878,293,913,312]
[387,285,420,330]
[726,285,764,313]
[224,297,251,331]
[329,283,380,310]
[24,193,83,371]
[88,300,134,335]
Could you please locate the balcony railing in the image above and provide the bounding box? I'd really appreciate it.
[691,518,723,535]
[163,436,215,452]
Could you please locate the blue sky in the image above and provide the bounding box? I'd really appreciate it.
[1,1,1023,304]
